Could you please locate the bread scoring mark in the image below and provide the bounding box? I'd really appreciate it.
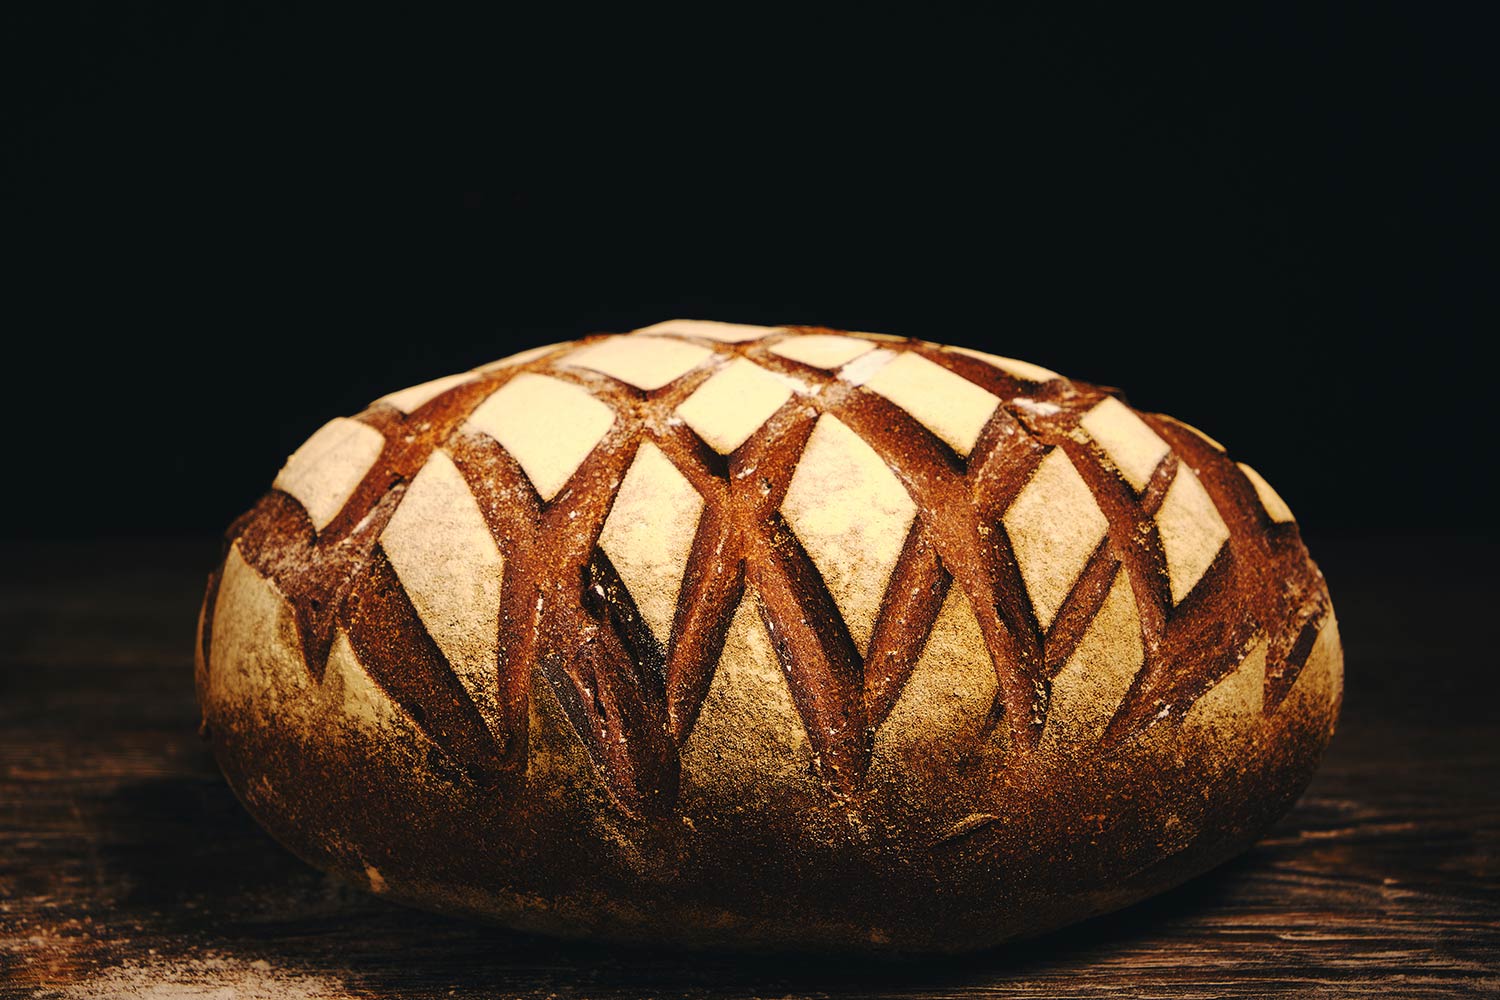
[208,323,1337,814]
[780,414,918,656]
[863,525,952,727]
[344,548,510,784]
[379,449,505,735]
[859,351,1002,459]
[1144,412,1329,713]
[836,347,899,388]
[375,372,481,414]
[1079,396,1172,493]
[769,334,876,370]
[209,369,527,771]
[958,368,1257,746]
[674,357,795,455]
[466,373,616,502]
[210,544,312,718]
[1157,412,1227,452]
[1284,613,1342,719]
[1237,462,1296,524]
[945,345,1062,383]
[473,342,572,373]
[654,390,878,793]
[870,586,999,768]
[598,441,705,648]
[324,628,403,732]
[1042,566,1145,750]
[272,418,387,533]
[453,400,682,816]
[1002,449,1110,632]
[525,661,607,792]
[208,546,413,740]
[631,319,782,343]
[762,338,1054,750]
[1155,465,1232,606]
[1184,636,1266,734]
[679,594,817,801]
[560,335,714,391]
[1039,538,1123,677]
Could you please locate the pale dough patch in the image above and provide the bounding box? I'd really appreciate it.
[1155,465,1231,606]
[272,418,386,533]
[680,594,815,799]
[207,546,438,821]
[1080,396,1171,493]
[837,348,898,387]
[946,346,1061,383]
[1184,636,1266,733]
[872,587,997,765]
[375,372,480,414]
[323,628,401,732]
[1003,448,1110,631]
[211,546,409,735]
[1282,612,1343,720]
[526,665,603,794]
[598,441,704,647]
[674,357,794,454]
[380,450,505,729]
[466,373,616,501]
[769,334,876,370]
[860,351,1001,458]
[561,336,713,391]
[1238,462,1296,523]
[632,319,782,343]
[474,342,567,373]
[1042,565,1144,750]
[209,544,312,722]
[780,415,917,654]
[1158,413,1227,452]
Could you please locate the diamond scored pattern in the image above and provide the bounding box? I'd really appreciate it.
[1156,465,1231,605]
[780,415,917,654]
[1003,448,1110,631]
[633,319,781,343]
[562,336,713,391]
[380,450,505,730]
[598,442,705,647]
[467,373,615,501]
[273,418,386,533]
[860,351,1002,458]
[1080,396,1171,492]
[1238,463,1295,523]
[235,325,1305,817]
[675,358,795,455]
[770,334,876,370]
[376,372,480,414]
[947,346,1061,383]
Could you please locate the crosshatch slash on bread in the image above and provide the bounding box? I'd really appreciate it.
[197,320,1340,953]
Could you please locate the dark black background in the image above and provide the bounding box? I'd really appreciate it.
[3,6,1490,542]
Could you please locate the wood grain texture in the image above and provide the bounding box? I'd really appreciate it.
[2,537,1496,998]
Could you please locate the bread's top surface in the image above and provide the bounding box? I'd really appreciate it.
[205,320,1333,815]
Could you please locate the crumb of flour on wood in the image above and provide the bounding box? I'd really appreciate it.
[32,954,353,1000]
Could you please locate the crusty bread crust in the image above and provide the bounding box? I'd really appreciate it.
[196,320,1341,952]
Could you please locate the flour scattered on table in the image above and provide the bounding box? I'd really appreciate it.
[35,955,354,1000]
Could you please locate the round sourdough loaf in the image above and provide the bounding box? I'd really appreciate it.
[196,319,1342,952]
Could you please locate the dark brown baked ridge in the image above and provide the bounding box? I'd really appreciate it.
[196,322,1341,951]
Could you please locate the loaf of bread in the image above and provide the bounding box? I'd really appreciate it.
[195,319,1341,952]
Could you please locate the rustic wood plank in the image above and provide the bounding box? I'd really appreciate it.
[1,537,1496,998]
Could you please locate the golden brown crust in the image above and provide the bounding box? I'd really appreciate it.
[196,321,1341,952]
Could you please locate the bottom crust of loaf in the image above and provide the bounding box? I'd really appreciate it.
[194,552,1341,953]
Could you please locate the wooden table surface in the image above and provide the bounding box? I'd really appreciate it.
[2,536,1495,998]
